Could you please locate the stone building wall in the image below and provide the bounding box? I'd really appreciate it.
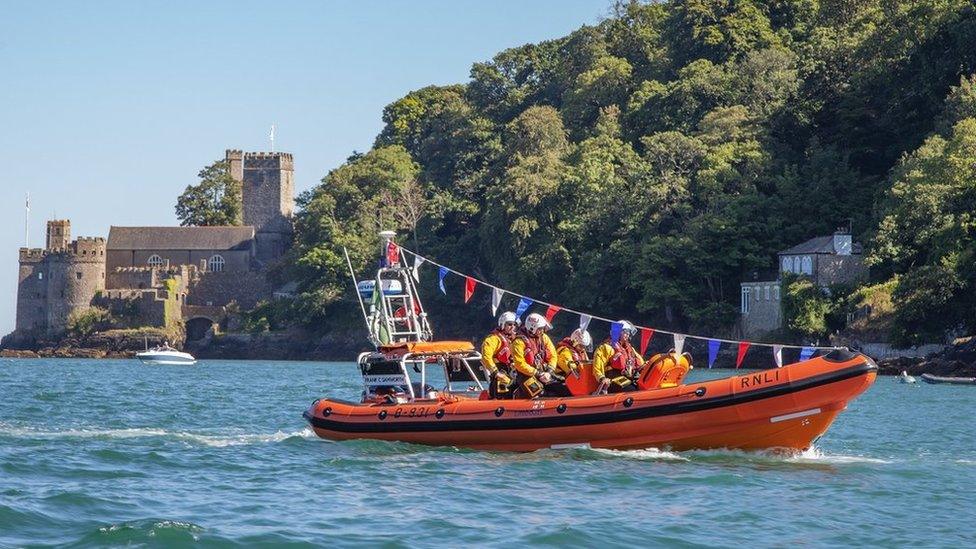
[106,249,251,272]
[234,150,294,262]
[94,288,179,329]
[187,271,271,309]
[815,255,868,287]
[740,280,782,338]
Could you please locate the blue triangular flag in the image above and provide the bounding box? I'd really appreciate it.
[708,339,720,368]
[610,322,622,344]
[515,297,533,319]
[799,347,815,361]
[438,266,448,295]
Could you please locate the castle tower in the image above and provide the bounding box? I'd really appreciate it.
[235,151,294,262]
[225,149,244,183]
[16,220,106,335]
[46,220,70,251]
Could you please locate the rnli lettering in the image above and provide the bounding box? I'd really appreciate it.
[739,370,780,389]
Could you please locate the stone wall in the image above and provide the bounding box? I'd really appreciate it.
[740,280,782,338]
[816,255,868,287]
[106,248,251,272]
[240,152,294,262]
[186,270,271,309]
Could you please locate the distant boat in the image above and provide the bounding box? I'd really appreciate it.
[136,341,196,365]
[920,373,976,385]
[899,371,916,384]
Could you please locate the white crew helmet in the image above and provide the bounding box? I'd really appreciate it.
[617,320,638,338]
[524,313,552,335]
[498,311,519,328]
[571,328,592,349]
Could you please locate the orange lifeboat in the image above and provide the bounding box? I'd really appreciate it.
[304,344,876,452]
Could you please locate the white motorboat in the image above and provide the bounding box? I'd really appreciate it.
[899,370,916,384]
[136,343,196,365]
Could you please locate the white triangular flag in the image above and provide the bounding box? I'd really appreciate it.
[773,345,784,368]
[491,287,504,316]
[579,314,592,332]
[673,333,686,356]
[412,255,425,282]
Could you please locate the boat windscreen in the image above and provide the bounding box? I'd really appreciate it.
[445,357,488,382]
[361,360,403,376]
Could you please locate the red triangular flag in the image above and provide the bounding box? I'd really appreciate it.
[544,304,561,322]
[464,276,476,303]
[639,328,654,355]
[736,341,751,369]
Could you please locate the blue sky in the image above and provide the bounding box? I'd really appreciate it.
[0,0,611,334]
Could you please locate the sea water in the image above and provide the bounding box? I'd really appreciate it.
[1,358,974,547]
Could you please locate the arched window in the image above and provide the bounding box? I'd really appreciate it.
[792,256,801,273]
[208,254,225,272]
[801,256,813,275]
[781,257,791,273]
[147,254,164,268]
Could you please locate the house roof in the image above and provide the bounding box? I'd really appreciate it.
[107,226,255,251]
[778,235,863,256]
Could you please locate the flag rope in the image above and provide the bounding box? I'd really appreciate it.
[397,245,839,353]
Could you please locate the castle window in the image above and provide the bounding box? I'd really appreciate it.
[38,272,43,280]
[76,272,82,280]
[147,254,164,268]
[741,287,751,314]
[208,254,225,272]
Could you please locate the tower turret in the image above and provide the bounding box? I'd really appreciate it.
[46,220,70,251]
[240,151,294,261]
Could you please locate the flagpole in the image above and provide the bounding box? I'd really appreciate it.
[24,192,30,248]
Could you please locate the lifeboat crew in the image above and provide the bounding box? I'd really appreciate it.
[511,313,568,398]
[592,320,644,394]
[555,328,592,378]
[481,311,519,399]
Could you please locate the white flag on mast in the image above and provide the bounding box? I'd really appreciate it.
[579,314,592,332]
[412,255,425,282]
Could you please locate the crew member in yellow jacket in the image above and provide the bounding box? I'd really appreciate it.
[555,328,592,377]
[510,313,567,398]
[592,320,644,394]
[480,311,518,399]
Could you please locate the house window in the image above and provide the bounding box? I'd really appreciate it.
[147,254,164,268]
[208,254,225,272]
[765,286,770,300]
[773,285,780,300]
[38,272,43,280]
[801,255,813,275]
[741,287,751,314]
[781,257,790,273]
[792,256,800,273]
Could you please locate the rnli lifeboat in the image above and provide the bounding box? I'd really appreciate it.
[304,232,877,452]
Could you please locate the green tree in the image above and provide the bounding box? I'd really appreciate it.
[175,160,242,226]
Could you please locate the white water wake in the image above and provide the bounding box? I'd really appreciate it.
[0,423,316,447]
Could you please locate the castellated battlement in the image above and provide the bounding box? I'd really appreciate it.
[244,152,294,171]
[19,237,106,263]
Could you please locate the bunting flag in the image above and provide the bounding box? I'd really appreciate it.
[639,328,654,356]
[491,287,504,316]
[438,266,448,295]
[515,297,533,319]
[800,347,815,361]
[610,322,623,344]
[412,255,425,282]
[579,314,592,332]
[736,341,751,369]
[464,277,476,303]
[673,333,686,355]
[386,241,399,266]
[708,339,721,369]
[773,345,784,368]
[544,304,561,323]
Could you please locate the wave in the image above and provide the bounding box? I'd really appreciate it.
[0,423,316,447]
[590,447,689,461]
[680,445,893,465]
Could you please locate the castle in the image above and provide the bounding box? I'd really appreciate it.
[11,150,295,342]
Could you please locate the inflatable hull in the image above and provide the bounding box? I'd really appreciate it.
[304,350,876,452]
[920,373,976,385]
